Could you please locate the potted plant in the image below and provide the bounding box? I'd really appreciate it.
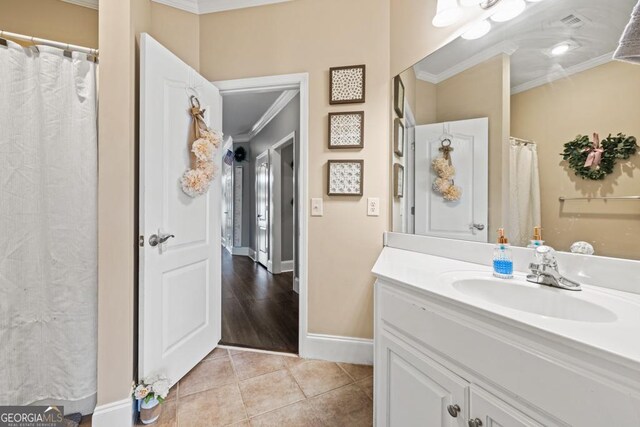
[132,375,170,425]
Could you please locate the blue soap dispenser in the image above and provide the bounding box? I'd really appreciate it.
[493,228,514,279]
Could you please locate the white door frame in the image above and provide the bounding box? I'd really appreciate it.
[213,73,310,357]
[268,132,295,275]
[255,149,270,267]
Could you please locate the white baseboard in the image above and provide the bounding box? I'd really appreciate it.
[281,260,294,272]
[303,333,373,365]
[293,277,299,294]
[231,246,256,261]
[91,397,133,427]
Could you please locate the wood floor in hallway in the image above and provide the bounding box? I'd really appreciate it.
[221,249,299,353]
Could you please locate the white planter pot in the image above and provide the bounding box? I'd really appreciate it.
[139,397,161,425]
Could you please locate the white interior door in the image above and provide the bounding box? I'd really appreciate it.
[222,139,233,253]
[255,150,269,267]
[139,33,222,386]
[415,118,488,242]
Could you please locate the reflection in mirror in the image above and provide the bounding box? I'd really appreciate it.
[391,0,640,260]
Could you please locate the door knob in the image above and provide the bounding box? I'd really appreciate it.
[447,404,461,417]
[468,418,483,427]
[149,232,175,247]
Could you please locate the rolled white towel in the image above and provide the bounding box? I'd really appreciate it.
[614,0,640,64]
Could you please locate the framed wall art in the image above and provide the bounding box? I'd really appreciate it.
[394,163,404,198]
[328,111,364,149]
[329,64,366,104]
[394,76,405,118]
[394,118,404,157]
[327,160,364,196]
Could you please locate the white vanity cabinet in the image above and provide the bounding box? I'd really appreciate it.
[374,277,640,427]
[378,331,469,427]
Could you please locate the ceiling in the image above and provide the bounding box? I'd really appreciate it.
[414,0,636,93]
[222,90,284,141]
[60,0,294,13]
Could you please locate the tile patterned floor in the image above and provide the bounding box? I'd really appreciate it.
[140,347,373,426]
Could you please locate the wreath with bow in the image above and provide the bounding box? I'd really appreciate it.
[561,133,637,180]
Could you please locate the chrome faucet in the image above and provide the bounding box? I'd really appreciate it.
[527,246,582,291]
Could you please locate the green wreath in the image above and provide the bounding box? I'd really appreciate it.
[561,133,637,180]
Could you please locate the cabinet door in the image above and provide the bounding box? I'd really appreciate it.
[377,332,468,427]
[469,385,543,427]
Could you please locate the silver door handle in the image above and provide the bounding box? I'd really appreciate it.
[149,232,175,247]
[470,223,485,231]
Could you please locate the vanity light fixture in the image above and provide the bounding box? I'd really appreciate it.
[462,19,492,39]
[490,0,526,22]
[432,0,464,28]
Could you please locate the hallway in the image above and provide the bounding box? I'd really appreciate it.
[221,250,299,353]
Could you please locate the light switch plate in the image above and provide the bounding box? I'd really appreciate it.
[367,197,380,216]
[311,198,323,216]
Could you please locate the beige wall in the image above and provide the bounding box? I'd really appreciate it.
[0,0,98,48]
[149,3,200,70]
[415,79,437,125]
[511,61,640,259]
[429,55,510,236]
[199,0,390,339]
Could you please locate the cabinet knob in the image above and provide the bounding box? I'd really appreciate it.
[468,418,483,427]
[447,404,460,417]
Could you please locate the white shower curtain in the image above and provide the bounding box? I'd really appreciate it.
[507,139,541,247]
[0,41,97,414]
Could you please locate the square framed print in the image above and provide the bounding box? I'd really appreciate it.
[394,163,404,198]
[394,118,404,157]
[327,160,364,196]
[328,111,364,149]
[394,76,405,118]
[329,64,366,104]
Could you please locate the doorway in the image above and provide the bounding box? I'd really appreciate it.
[215,74,308,355]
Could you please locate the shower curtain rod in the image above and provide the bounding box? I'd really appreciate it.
[510,137,535,145]
[0,30,98,56]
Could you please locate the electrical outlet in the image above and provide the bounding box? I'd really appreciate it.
[311,198,323,216]
[367,197,380,216]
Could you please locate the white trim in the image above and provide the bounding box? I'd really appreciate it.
[199,0,292,13]
[414,41,518,84]
[233,90,298,142]
[293,277,300,294]
[231,246,251,256]
[305,334,373,365]
[60,0,99,10]
[91,397,133,427]
[214,73,309,357]
[281,260,294,272]
[511,52,615,95]
[218,344,298,357]
[268,132,296,274]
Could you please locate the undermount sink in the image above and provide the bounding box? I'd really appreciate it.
[444,273,618,323]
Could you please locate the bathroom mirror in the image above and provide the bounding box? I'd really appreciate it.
[391,0,640,260]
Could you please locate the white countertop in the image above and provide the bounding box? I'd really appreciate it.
[373,247,640,372]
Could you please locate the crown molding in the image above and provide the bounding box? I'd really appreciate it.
[511,51,614,95]
[59,0,98,10]
[151,0,199,13]
[414,41,518,85]
[233,89,298,142]
[151,0,293,14]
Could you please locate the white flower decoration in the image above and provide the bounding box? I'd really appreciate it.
[191,138,215,162]
[134,385,150,400]
[196,160,217,180]
[181,168,211,197]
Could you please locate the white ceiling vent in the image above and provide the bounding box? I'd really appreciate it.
[560,14,585,28]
